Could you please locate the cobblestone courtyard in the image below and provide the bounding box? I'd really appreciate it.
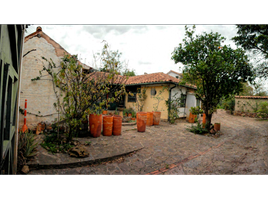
[28,109,268,175]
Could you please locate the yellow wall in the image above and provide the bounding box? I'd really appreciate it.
[125,85,170,120]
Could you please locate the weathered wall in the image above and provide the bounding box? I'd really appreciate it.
[125,85,170,120]
[235,98,268,113]
[19,37,62,129]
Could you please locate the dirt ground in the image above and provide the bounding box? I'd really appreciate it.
[28,109,268,175]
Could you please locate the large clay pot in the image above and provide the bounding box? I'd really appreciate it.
[113,115,122,136]
[189,112,197,123]
[137,112,147,132]
[146,112,153,126]
[103,115,113,136]
[89,114,102,137]
[152,111,161,125]
[214,123,220,131]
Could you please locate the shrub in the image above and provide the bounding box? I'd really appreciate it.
[257,101,268,119]
[17,130,38,172]
[186,122,208,135]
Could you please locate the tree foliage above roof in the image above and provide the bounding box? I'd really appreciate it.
[171,25,255,130]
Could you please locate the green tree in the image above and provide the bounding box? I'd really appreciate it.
[122,69,136,76]
[171,25,255,130]
[232,25,268,78]
[33,43,127,141]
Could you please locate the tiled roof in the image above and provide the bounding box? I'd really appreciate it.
[87,72,196,88]
[86,72,127,84]
[126,72,196,88]
[235,96,268,99]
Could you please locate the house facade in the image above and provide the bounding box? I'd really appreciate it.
[124,72,198,121]
[0,25,26,174]
[20,27,92,129]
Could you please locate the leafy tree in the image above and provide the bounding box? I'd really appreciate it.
[232,25,268,78]
[33,42,127,141]
[239,82,254,96]
[171,25,255,130]
[122,69,136,76]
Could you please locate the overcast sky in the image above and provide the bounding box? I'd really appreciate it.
[25,25,239,74]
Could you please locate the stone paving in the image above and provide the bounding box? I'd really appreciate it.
[28,109,268,175]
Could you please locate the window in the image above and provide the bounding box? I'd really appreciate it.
[128,93,136,102]
[176,76,179,78]
[180,94,186,107]
[151,88,157,96]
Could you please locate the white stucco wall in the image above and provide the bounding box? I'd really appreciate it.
[19,37,62,129]
[167,71,182,79]
[170,86,187,117]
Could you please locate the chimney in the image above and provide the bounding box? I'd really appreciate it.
[36,26,42,32]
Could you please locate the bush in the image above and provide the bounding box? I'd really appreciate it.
[222,97,235,113]
[186,122,208,135]
[17,130,38,172]
[257,101,268,119]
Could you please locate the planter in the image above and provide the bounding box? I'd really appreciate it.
[102,110,108,115]
[113,115,122,136]
[189,112,197,123]
[131,117,136,121]
[214,123,221,131]
[202,113,206,127]
[152,111,161,125]
[103,115,113,136]
[128,113,132,117]
[146,112,153,126]
[137,112,147,132]
[89,114,102,137]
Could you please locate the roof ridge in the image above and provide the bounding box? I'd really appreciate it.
[24,26,92,70]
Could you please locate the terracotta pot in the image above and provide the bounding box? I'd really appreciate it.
[137,112,147,132]
[152,111,161,125]
[113,115,122,136]
[89,114,102,137]
[189,112,197,123]
[146,112,153,126]
[202,113,206,127]
[214,123,220,131]
[102,110,108,115]
[103,115,113,136]
[128,113,132,117]
[131,117,136,121]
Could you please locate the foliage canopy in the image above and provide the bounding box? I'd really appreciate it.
[171,25,255,129]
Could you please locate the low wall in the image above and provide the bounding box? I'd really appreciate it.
[235,96,268,113]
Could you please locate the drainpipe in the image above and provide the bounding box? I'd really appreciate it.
[168,84,177,122]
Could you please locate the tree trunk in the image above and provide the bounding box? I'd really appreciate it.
[205,113,213,130]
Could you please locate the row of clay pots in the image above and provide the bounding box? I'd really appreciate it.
[88,114,122,137]
[136,111,161,132]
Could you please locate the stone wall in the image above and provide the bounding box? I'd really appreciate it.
[19,37,62,129]
[235,98,268,113]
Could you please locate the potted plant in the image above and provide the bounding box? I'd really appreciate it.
[146,112,153,126]
[214,123,220,131]
[123,108,128,116]
[189,106,203,123]
[137,112,147,132]
[89,109,102,138]
[131,110,136,121]
[102,110,108,115]
[113,115,122,135]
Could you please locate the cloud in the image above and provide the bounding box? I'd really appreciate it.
[138,61,152,65]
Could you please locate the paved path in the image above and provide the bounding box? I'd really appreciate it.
[28,110,268,175]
